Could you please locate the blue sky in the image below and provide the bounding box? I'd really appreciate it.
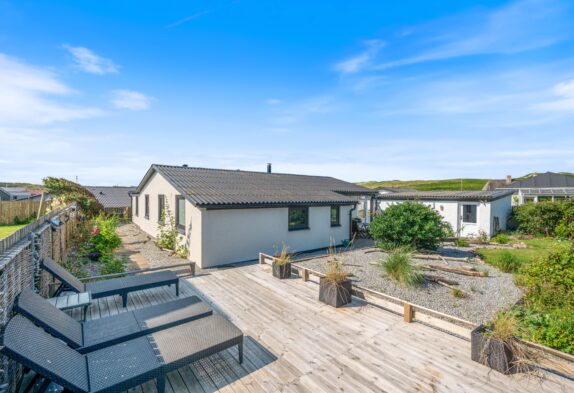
[1,0,574,185]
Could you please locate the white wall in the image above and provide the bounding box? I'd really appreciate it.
[200,205,354,268]
[131,172,202,262]
[378,197,511,238]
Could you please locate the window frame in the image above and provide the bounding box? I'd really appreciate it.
[330,206,341,226]
[461,204,477,224]
[288,206,309,231]
[158,194,165,224]
[175,195,186,234]
[144,195,150,219]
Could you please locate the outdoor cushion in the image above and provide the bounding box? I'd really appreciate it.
[41,257,179,307]
[15,289,213,353]
[2,314,243,393]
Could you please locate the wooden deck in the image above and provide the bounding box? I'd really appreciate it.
[78,263,574,393]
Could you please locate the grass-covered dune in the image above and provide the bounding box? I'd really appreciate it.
[357,178,489,191]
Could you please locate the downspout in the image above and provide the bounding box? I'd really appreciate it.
[349,203,357,239]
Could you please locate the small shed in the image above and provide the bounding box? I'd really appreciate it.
[376,190,514,238]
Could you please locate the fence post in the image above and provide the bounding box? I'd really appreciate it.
[259,253,265,264]
[404,303,414,323]
[301,268,309,282]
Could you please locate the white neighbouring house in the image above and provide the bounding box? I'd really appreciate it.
[376,190,514,238]
[131,164,377,268]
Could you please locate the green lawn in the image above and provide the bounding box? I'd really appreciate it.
[357,178,489,191]
[477,238,572,267]
[0,224,28,239]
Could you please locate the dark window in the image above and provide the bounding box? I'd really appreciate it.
[144,195,150,219]
[135,196,139,217]
[462,204,477,224]
[330,206,340,226]
[158,195,165,224]
[288,207,309,230]
[176,195,186,233]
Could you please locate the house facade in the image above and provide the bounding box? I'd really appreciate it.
[131,165,375,268]
[496,172,574,205]
[377,190,513,238]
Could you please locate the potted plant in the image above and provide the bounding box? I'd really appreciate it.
[319,260,352,307]
[272,243,292,279]
[471,312,533,374]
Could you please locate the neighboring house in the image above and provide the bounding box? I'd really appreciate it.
[86,186,136,216]
[482,176,512,191]
[497,172,574,205]
[377,190,514,238]
[131,164,376,268]
[0,187,32,201]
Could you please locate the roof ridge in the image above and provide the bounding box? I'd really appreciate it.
[152,163,344,180]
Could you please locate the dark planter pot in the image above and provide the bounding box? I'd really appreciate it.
[319,278,352,308]
[272,262,291,279]
[471,325,518,374]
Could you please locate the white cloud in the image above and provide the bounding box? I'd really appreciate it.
[534,79,574,111]
[266,98,282,105]
[111,90,153,110]
[334,0,573,72]
[64,45,118,74]
[0,53,104,126]
[334,40,384,74]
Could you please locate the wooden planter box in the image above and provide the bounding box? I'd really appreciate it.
[471,325,518,374]
[272,262,291,279]
[319,278,352,308]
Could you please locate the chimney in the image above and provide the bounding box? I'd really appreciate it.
[267,163,272,173]
[506,175,512,184]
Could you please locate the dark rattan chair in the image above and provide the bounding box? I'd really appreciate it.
[41,257,179,307]
[15,289,213,353]
[2,314,243,393]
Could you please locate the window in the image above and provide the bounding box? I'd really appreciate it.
[288,207,309,230]
[330,206,340,226]
[144,195,150,219]
[158,195,165,224]
[135,196,139,217]
[462,204,477,224]
[175,195,186,233]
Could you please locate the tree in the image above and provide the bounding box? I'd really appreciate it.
[369,201,450,251]
[43,177,103,216]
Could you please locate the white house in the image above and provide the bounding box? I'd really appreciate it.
[131,164,376,268]
[496,172,574,205]
[376,190,514,238]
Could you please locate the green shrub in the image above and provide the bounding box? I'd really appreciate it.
[492,233,510,244]
[511,200,574,237]
[517,248,574,311]
[497,250,521,273]
[513,307,574,354]
[100,255,126,275]
[454,238,470,247]
[88,214,121,255]
[381,248,424,287]
[156,206,178,250]
[370,202,450,251]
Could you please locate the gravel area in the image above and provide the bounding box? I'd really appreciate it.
[117,223,186,268]
[296,248,522,324]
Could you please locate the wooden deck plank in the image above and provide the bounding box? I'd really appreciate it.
[78,264,572,393]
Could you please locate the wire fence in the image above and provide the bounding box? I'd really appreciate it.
[0,206,77,392]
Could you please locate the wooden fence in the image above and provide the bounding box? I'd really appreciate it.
[0,206,77,392]
[0,200,47,225]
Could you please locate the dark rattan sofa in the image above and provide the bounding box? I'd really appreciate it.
[42,257,179,307]
[15,289,213,353]
[2,314,243,393]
